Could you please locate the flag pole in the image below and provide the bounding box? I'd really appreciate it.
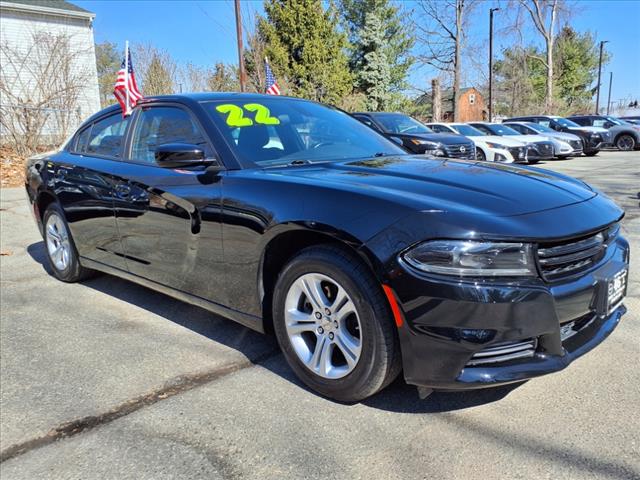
[124,41,130,115]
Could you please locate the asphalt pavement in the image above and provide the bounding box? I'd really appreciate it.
[1,150,639,479]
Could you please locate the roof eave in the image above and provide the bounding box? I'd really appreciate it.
[0,1,95,20]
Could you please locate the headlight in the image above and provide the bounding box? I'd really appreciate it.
[401,240,536,277]
[485,142,507,149]
[411,139,441,148]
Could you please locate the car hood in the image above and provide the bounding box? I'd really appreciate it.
[409,133,471,145]
[546,131,582,142]
[272,156,596,217]
[470,135,526,147]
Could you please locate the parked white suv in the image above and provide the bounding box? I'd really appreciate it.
[427,122,528,163]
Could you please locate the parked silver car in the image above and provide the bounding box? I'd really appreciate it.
[569,115,640,151]
[504,121,583,158]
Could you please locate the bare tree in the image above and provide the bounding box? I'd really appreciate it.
[0,31,92,155]
[415,0,478,121]
[132,43,177,95]
[517,0,563,113]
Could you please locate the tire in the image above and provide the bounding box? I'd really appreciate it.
[272,245,401,402]
[475,147,486,161]
[615,134,636,151]
[528,159,540,164]
[584,149,599,156]
[42,203,94,282]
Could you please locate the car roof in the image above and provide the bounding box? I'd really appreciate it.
[353,112,407,117]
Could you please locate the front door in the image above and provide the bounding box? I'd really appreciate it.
[114,104,226,304]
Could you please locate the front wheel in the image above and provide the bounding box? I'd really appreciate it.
[584,150,599,157]
[615,134,636,151]
[476,147,486,161]
[43,203,94,282]
[272,245,401,402]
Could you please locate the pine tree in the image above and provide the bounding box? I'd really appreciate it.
[340,0,414,110]
[358,12,391,110]
[554,26,603,110]
[258,0,353,104]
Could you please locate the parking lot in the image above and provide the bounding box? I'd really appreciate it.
[1,151,638,479]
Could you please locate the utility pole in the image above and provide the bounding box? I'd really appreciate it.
[488,7,500,122]
[595,40,608,114]
[234,0,247,92]
[606,72,613,115]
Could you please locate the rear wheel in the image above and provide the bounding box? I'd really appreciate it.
[272,245,401,402]
[476,147,486,161]
[615,134,636,151]
[43,204,94,282]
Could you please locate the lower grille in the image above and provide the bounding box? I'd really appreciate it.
[569,139,583,150]
[537,230,606,281]
[466,339,537,366]
[444,143,475,159]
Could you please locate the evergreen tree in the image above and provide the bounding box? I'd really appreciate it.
[95,42,120,107]
[554,25,603,109]
[143,53,174,95]
[258,0,353,104]
[340,0,414,110]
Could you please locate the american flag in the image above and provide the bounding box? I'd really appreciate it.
[265,60,280,96]
[113,45,143,116]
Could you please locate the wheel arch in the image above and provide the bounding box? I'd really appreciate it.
[613,131,638,147]
[33,190,59,234]
[258,225,384,334]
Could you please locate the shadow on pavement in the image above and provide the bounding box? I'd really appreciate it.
[28,240,524,414]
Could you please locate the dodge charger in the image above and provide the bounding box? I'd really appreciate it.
[25,93,629,401]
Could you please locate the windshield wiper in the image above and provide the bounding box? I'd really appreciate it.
[288,159,312,165]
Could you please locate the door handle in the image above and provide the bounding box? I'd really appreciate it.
[115,184,131,199]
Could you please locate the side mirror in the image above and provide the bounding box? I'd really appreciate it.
[155,143,212,168]
[389,136,403,146]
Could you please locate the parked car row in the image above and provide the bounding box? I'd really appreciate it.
[352,111,640,164]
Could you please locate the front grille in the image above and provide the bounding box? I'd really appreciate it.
[507,146,526,161]
[537,230,606,281]
[528,141,554,158]
[466,339,537,366]
[444,143,475,159]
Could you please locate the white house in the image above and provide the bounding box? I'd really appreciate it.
[0,0,101,142]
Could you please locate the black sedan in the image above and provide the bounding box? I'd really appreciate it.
[352,112,475,160]
[25,93,629,402]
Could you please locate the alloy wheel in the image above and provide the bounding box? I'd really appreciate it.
[616,135,635,151]
[45,213,71,271]
[284,273,362,379]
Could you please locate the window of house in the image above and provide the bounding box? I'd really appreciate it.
[469,93,476,105]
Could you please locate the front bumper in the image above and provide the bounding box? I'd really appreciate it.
[388,235,629,390]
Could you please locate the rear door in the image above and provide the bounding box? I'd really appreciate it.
[53,112,130,270]
[114,103,226,303]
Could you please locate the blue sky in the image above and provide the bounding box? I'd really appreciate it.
[77,0,640,103]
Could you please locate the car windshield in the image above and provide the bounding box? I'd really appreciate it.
[485,124,521,136]
[373,114,433,134]
[525,122,554,133]
[553,117,581,128]
[203,98,406,167]
[451,124,486,136]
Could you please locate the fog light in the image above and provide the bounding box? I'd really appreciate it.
[460,329,496,343]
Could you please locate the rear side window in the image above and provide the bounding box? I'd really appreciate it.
[572,117,590,126]
[73,114,130,158]
[74,126,91,152]
[130,107,211,164]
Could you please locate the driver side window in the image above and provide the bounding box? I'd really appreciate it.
[130,107,210,164]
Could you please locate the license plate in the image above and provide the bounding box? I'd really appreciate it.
[607,268,627,315]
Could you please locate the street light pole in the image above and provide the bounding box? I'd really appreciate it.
[606,72,613,115]
[595,40,608,114]
[234,0,247,92]
[489,7,500,121]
